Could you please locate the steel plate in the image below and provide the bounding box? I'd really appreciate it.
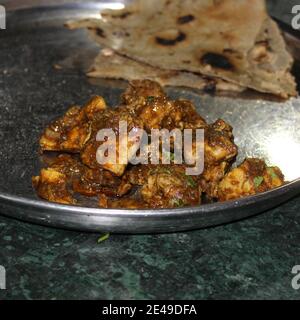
[1,1,300,233]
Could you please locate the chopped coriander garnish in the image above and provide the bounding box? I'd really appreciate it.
[149,167,172,175]
[169,152,175,161]
[254,176,264,188]
[186,175,197,188]
[160,167,172,174]
[146,96,155,103]
[171,198,185,208]
[267,168,278,180]
[97,233,110,243]
[165,152,175,162]
[149,169,156,175]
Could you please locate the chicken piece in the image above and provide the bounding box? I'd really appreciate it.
[200,162,230,199]
[140,165,201,208]
[34,154,125,203]
[40,96,106,153]
[59,123,91,152]
[204,119,238,165]
[72,166,123,197]
[45,154,84,177]
[122,79,166,106]
[137,98,207,132]
[81,108,144,176]
[116,179,133,197]
[98,194,109,208]
[122,165,201,208]
[39,106,87,152]
[32,168,75,205]
[122,165,151,186]
[218,158,285,201]
[122,80,206,131]
[183,119,236,177]
[83,95,107,120]
[137,96,174,131]
[32,154,83,204]
[168,99,207,130]
[98,193,147,209]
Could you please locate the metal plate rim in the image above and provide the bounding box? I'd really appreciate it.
[1,178,300,217]
[1,1,300,233]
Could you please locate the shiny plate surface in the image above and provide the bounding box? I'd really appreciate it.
[0,2,300,233]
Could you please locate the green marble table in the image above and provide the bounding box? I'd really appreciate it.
[0,0,299,301]
[0,195,299,300]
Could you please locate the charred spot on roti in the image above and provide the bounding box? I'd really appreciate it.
[88,27,105,38]
[112,30,130,38]
[212,0,223,5]
[201,53,234,70]
[177,15,195,25]
[102,12,132,19]
[203,81,217,94]
[155,32,186,46]
[116,12,132,19]
[96,28,105,38]
[255,40,270,48]
[223,48,235,54]
[223,49,243,60]
[249,40,272,63]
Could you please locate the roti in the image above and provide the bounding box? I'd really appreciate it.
[67,0,297,98]
[88,49,244,93]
